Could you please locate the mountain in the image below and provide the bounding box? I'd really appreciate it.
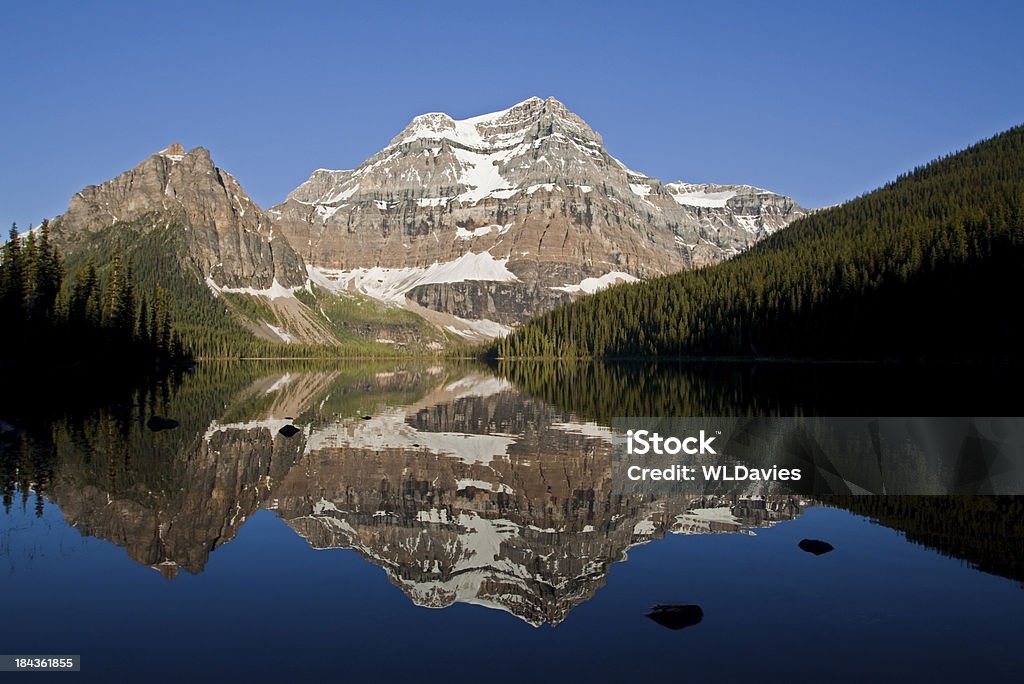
[270,97,806,328]
[54,143,306,290]
[39,99,806,351]
[492,124,1024,361]
[47,144,447,353]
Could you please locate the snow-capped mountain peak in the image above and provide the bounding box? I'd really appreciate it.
[270,97,807,331]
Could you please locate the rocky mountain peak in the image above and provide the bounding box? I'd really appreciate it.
[386,95,602,154]
[160,142,186,157]
[53,144,307,290]
[268,97,809,335]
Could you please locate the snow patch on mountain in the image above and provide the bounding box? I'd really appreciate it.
[445,316,511,339]
[665,183,769,208]
[307,251,518,303]
[452,147,518,204]
[455,223,512,240]
[205,277,301,300]
[551,272,638,294]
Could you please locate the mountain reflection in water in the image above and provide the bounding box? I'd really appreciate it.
[2,362,1023,631]
[6,366,809,626]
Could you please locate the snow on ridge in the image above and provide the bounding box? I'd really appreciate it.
[396,97,545,149]
[551,271,638,295]
[205,277,301,300]
[665,182,772,209]
[667,189,737,208]
[307,251,518,304]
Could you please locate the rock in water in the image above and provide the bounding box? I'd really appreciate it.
[799,538,835,555]
[147,416,179,432]
[646,604,704,630]
[278,424,301,438]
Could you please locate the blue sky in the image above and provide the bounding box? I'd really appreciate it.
[3,1,1023,229]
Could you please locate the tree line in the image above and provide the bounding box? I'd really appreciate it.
[489,125,1024,362]
[0,220,190,375]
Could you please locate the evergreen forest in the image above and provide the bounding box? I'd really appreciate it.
[490,125,1024,362]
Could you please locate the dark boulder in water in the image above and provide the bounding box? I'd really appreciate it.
[278,424,301,438]
[361,415,372,420]
[147,416,179,432]
[799,539,835,555]
[646,604,704,631]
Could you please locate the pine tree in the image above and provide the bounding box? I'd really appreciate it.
[1,225,24,321]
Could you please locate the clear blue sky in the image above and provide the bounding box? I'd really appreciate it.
[3,0,1023,229]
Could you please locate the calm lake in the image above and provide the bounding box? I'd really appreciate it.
[2,361,1022,682]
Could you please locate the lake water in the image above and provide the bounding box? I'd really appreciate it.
[2,362,1022,682]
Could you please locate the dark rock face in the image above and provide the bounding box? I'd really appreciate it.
[799,539,835,556]
[53,144,307,290]
[405,280,571,324]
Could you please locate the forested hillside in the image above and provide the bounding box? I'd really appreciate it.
[0,221,188,375]
[56,218,421,358]
[491,125,1024,361]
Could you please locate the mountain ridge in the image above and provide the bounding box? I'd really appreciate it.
[270,96,806,327]
[36,97,808,349]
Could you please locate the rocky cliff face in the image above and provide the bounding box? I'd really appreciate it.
[53,143,307,290]
[271,97,806,325]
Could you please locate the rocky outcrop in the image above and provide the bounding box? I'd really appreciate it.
[270,97,807,324]
[53,143,307,289]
